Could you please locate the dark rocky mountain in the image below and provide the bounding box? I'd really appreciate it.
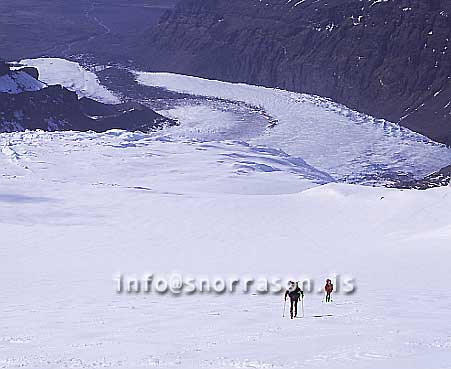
[0,61,175,133]
[136,0,451,146]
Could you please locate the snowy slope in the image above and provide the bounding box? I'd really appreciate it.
[1,130,451,369]
[135,72,451,183]
[1,58,451,368]
[0,70,46,94]
[19,58,120,104]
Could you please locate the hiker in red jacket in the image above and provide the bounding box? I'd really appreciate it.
[325,279,333,302]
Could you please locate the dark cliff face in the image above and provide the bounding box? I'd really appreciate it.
[0,86,176,133]
[138,0,451,145]
[1,85,87,132]
[0,61,10,76]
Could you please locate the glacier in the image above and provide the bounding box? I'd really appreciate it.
[1,58,450,369]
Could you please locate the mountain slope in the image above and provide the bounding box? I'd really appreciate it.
[138,0,451,145]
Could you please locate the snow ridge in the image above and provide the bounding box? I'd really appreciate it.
[19,58,120,104]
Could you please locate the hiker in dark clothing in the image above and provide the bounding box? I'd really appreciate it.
[285,281,304,319]
[325,279,333,302]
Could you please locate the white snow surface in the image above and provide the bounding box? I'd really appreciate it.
[1,129,451,369]
[19,58,120,104]
[0,71,46,94]
[1,59,451,368]
[136,72,451,183]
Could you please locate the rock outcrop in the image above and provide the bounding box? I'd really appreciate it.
[393,165,451,189]
[0,62,176,133]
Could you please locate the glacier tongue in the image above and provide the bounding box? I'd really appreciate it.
[135,71,451,184]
